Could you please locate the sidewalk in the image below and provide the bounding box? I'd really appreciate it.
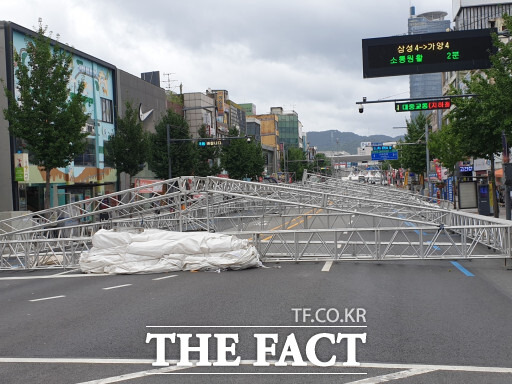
[459,205,511,221]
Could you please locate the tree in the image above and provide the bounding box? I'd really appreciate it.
[3,21,89,209]
[428,123,466,175]
[310,153,332,175]
[148,109,197,179]
[395,113,429,176]
[245,140,265,180]
[445,15,512,217]
[105,102,149,181]
[195,125,221,177]
[284,147,308,181]
[221,127,264,180]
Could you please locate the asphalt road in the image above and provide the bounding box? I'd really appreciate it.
[2,257,512,383]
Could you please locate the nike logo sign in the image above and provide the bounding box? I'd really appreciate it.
[139,104,154,122]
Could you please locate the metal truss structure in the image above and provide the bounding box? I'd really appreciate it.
[1,174,511,270]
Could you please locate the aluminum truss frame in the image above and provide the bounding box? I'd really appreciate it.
[1,175,511,269]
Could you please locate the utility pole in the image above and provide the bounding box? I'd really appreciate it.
[425,123,430,197]
[166,124,172,179]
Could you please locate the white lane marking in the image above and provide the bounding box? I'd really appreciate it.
[346,368,436,383]
[152,275,178,281]
[29,295,66,302]
[361,362,512,373]
[146,325,367,328]
[0,357,153,364]
[2,358,512,384]
[53,269,80,275]
[2,358,511,373]
[321,260,333,272]
[77,365,192,384]
[0,274,111,281]
[102,284,132,290]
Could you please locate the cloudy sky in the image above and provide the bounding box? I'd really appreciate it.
[4,0,454,137]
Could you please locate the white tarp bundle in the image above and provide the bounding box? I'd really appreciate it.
[79,229,262,274]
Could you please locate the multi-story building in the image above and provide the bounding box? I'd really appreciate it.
[239,103,256,116]
[246,117,261,142]
[0,21,118,211]
[408,8,451,124]
[453,0,512,30]
[270,107,303,149]
[250,113,280,149]
[442,1,512,184]
[246,116,277,176]
[443,1,512,107]
[116,69,168,189]
[0,21,169,211]
[209,89,230,136]
[228,101,247,136]
[182,92,217,137]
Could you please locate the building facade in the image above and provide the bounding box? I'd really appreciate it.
[116,69,168,189]
[239,103,256,116]
[183,92,217,138]
[0,21,171,211]
[270,107,303,149]
[408,9,451,122]
[443,1,512,186]
[453,0,512,30]
[0,21,118,212]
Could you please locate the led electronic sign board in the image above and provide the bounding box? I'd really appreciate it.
[362,29,495,78]
[395,100,451,112]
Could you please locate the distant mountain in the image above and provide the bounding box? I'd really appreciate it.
[305,130,403,155]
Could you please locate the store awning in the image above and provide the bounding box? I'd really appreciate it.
[57,182,115,190]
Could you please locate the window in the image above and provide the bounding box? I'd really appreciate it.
[74,138,96,166]
[101,98,113,123]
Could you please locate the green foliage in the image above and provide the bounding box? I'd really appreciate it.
[443,15,512,216]
[310,153,332,175]
[221,127,264,180]
[446,15,512,161]
[195,125,221,177]
[167,91,183,106]
[148,109,197,179]
[3,20,89,208]
[428,124,465,174]
[284,147,308,179]
[105,102,149,178]
[395,113,429,174]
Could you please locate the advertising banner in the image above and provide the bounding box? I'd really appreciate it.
[14,153,29,182]
[134,178,164,194]
[447,177,454,202]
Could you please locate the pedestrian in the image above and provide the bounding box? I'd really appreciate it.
[99,197,110,221]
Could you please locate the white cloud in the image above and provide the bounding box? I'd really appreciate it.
[3,0,454,137]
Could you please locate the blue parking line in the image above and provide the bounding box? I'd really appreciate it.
[450,261,475,277]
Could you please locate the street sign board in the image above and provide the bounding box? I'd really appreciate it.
[371,151,398,161]
[395,100,451,112]
[362,28,495,78]
[372,145,393,151]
